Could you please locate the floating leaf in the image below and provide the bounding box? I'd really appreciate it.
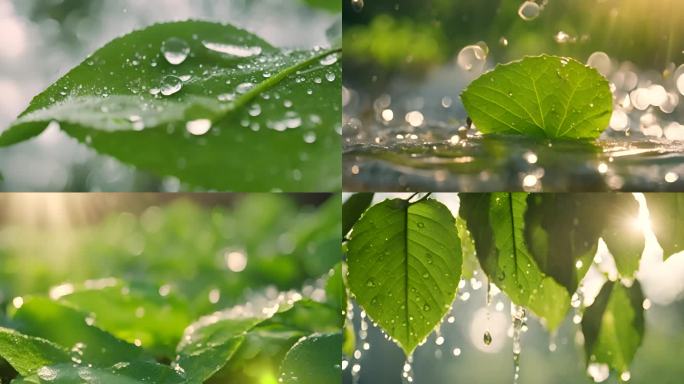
[342,193,374,237]
[346,198,462,354]
[644,193,684,259]
[459,193,570,329]
[581,280,645,377]
[461,55,612,139]
[0,21,341,191]
[0,327,70,376]
[278,333,342,384]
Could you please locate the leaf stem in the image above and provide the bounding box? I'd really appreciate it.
[216,47,341,122]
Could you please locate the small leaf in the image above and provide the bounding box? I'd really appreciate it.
[278,333,342,384]
[1,21,341,191]
[644,193,684,259]
[9,297,151,367]
[342,193,374,237]
[459,193,570,329]
[346,198,462,355]
[581,280,645,376]
[461,55,612,139]
[0,327,70,376]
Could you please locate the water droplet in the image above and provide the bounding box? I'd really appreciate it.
[202,41,262,57]
[423,304,431,311]
[366,278,377,287]
[162,37,190,65]
[160,75,182,96]
[587,363,610,382]
[248,104,261,117]
[303,131,317,143]
[236,82,255,94]
[499,36,509,47]
[185,119,212,136]
[325,72,336,82]
[518,1,541,21]
[351,0,364,13]
[457,43,488,72]
[483,331,492,345]
[416,222,425,228]
[37,367,58,381]
[320,53,338,66]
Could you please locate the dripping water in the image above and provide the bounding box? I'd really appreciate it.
[510,304,527,384]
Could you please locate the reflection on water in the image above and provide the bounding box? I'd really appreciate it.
[0,0,336,191]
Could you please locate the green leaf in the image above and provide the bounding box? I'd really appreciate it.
[0,327,70,376]
[523,194,600,293]
[346,198,462,355]
[301,0,342,12]
[278,333,342,384]
[644,193,684,259]
[581,280,645,376]
[459,193,570,329]
[324,263,346,313]
[1,21,341,191]
[342,193,374,237]
[13,361,185,384]
[461,55,612,139]
[9,297,151,367]
[57,280,192,358]
[600,194,644,278]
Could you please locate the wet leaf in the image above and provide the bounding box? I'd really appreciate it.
[278,333,342,384]
[346,198,462,355]
[459,193,570,329]
[0,21,341,191]
[9,297,151,367]
[57,280,192,358]
[0,327,70,376]
[461,55,612,139]
[13,361,184,384]
[342,193,374,237]
[581,280,645,376]
[644,193,684,259]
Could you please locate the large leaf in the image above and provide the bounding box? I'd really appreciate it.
[600,194,644,278]
[459,193,570,329]
[461,55,612,139]
[346,198,462,355]
[9,297,151,367]
[0,327,70,376]
[581,280,645,376]
[0,21,341,191]
[524,194,600,293]
[644,193,684,259]
[57,280,192,358]
[278,332,342,384]
[13,361,185,384]
[342,193,374,237]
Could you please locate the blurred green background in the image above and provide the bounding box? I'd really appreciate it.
[343,0,684,80]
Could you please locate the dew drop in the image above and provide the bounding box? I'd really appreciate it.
[185,119,212,136]
[587,362,610,382]
[303,131,317,143]
[518,1,541,21]
[160,75,182,96]
[202,41,262,57]
[320,53,338,66]
[366,278,377,288]
[161,37,190,65]
[236,82,255,94]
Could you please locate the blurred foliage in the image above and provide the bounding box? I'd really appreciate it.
[343,0,684,76]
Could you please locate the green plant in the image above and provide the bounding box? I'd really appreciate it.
[343,193,683,381]
[0,20,341,191]
[461,55,612,139]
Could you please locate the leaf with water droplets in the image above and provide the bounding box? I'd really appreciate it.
[644,193,684,260]
[342,193,374,237]
[459,193,570,330]
[0,327,70,376]
[346,198,462,355]
[0,21,341,191]
[581,280,645,377]
[9,296,152,367]
[461,55,612,139]
[278,332,342,384]
[12,361,185,384]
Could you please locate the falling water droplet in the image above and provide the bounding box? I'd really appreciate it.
[587,362,610,382]
[457,43,488,72]
[518,1,541,21]
[161,37,190,65]
[351,0,364,13]
[483,331,492,345]
[511,304,527,384]
[160,75,182,96]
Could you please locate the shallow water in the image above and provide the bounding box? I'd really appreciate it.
[344,133,684,191]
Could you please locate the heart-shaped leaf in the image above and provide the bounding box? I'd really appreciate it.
[346,198,462,355]
[461,55,612,139]
[0,21,341,191]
